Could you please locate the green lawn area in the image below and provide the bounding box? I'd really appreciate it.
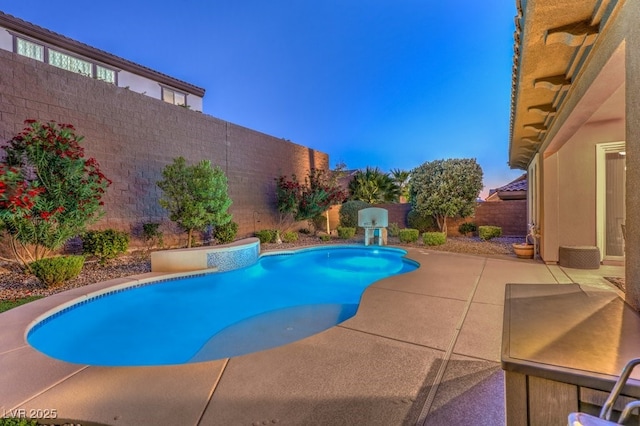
[0,296,43,314]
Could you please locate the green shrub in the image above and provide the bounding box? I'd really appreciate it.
[82,229,130,264]
[407,209,437,232]
[398,228,419,243]
[0,418,39,426]
[282,231,299,243]
[213,221,238,244]
[339,200,370,228]
[320,234,332,242]
[337,227,356,239]
[458,222,477,236]
[423,232,446,246]
[255,229,277,244]
[478,225,502,241]
[388,222,400,237]
[30,255,85,287]
[142,222,164,247]
[310,215,327,233]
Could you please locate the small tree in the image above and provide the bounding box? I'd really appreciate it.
[0,120,111,268]
[275,168,347,230]
[409,158,483,234]
[348,167,400,203]
[390,168,411,202]
[157,157,232,248]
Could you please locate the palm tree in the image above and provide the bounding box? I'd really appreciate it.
[390,168,410,203]
[348,167,400,204]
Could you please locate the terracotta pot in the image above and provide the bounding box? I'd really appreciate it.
[512,243,534,259]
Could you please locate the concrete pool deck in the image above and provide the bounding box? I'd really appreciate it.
[0,247,624,425]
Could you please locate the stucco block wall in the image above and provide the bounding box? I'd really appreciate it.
[449,200,528,237]
[555,120,624,248]
[556,134,598,247]
[328,201,527,237]
[542,154,560,262]
[0,49,328,244]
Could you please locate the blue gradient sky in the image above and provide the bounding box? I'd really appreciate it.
[1,1,523,197]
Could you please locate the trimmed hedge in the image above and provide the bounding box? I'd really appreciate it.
[30,255,85,287]
[388,222,400,237]
[458,222,477,236]
[213,221,238,244]
[337,227,356,239]
[82,229,129,264]
[478,225,502,241]
[423,232,446,246]
[255,229,278,244]
[398,228,420,243]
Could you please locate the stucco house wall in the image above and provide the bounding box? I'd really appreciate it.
[510,0,631,267]
[623,0,640,308]
[0,48,328,245]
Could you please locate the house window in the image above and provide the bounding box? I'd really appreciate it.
[16,37,44,61]
[162,87,187,107]
[96,65,116,84]
[13,35,117,85]
[48,49,92,77]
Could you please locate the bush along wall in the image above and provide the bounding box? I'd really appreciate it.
[478,226,502,241]
[423,232,446,246]
[398,228,419,243]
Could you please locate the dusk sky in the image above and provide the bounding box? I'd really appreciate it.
[1,1,523,198]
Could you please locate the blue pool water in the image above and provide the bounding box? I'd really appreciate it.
[27,246,418,366]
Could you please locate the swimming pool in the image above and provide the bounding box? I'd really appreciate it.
[27,246,418,366]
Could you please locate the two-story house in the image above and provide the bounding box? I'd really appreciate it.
[0,11,205,111]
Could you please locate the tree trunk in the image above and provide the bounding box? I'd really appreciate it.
[187,229,193,248]
[325,210,330,234]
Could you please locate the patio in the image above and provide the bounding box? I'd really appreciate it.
[0,248,624,425]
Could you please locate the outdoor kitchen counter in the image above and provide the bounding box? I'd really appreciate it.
[502,283,640,425]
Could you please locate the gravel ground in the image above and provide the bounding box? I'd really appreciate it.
[0,235,524,301]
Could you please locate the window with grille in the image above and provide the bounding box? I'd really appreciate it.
[96,65,116,84]
[14,35,117,85]
[48,49,92,76]
[16,38,44,61]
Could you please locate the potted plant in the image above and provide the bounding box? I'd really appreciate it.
[512,224,538,259]
[512,242,534,259]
